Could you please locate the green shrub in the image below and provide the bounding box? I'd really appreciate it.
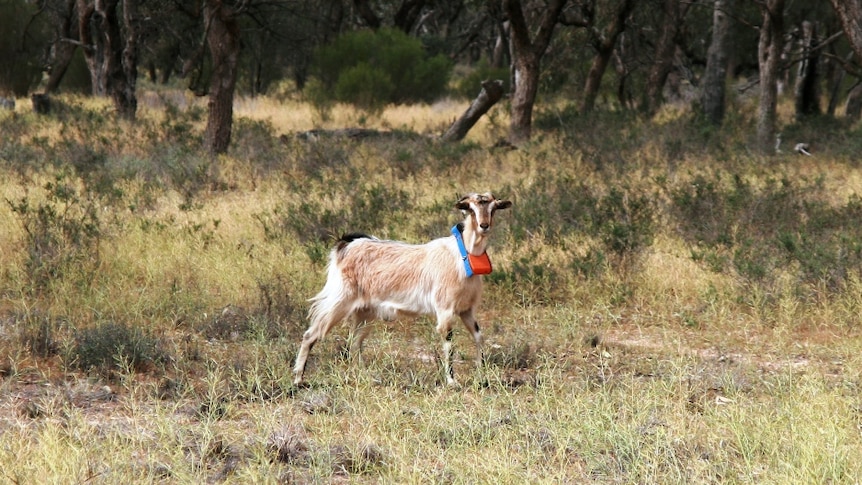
[591,187,656,256]
[334,62,396,112]
[72,321,167,374]
[670,173,862,290]
[6,172,102,293]
[310,28,452,111]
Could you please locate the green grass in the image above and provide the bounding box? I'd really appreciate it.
[1,93,862,483]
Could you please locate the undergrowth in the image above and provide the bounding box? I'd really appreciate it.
[1,94,862,482]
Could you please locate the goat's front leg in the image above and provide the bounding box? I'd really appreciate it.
[435,312,457,386]
[459,309,483,368]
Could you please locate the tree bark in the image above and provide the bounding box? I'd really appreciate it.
[793,20,820,119]
[829,0,862,62]
[580,0,634,113]
[77,0,104,96]
[503,0,566,145]
[76,0,138,117]
[394,0,426,33]
[756,0,785,155]
[701,0,735,126]
[45,0,79,94]
[441,79,505,142]
[846,83,862,121]
[203,0,240,154]
[101,0,138,119]
[644,0,687,116]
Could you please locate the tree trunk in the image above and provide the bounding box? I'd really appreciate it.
[508,49,540,144]
[829,0,862,62]
[76,0,137,117]
[701,0,735,126]
[492,21,509,69]
[394,0,426,33]
[45,0,79,93]
[756,0,785,155]
[826,51,852,116]
[100,0,138,119]
[503,0,566,146]
[644,0,687,116]
[846,83,862,121]
[580,0,634,113]
[77,0,105,96]
[441,79,505,142]
[794,20,820,119]
[203,0,241,154]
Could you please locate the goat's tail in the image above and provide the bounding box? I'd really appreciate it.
[306,238,365,340]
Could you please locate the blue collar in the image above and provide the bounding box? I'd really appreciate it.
[451,224,474,277]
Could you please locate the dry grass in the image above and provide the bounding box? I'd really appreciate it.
[1,92,862,483]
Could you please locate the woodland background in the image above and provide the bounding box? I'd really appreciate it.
[3,0,862,483]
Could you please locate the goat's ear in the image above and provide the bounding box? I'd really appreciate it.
[455,197,472,211]
[494,200,512,211]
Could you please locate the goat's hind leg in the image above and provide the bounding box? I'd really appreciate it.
[293,300,352,385]
[349,308,375,362]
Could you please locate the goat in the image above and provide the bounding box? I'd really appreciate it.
[292,192,512,386]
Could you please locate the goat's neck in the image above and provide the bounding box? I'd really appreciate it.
[460,220,489,256]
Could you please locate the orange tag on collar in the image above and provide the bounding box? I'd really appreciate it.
[468,252,493,275]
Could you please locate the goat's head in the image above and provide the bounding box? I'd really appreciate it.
[456,192,512,235]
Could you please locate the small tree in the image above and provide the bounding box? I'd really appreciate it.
[756,0,785,155]
[310,28,451,112]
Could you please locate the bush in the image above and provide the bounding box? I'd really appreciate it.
[17,312,62,358]
[72,321,167,374]
[310,28,452,111]
[6,172,102,293]
[669,172,862,290]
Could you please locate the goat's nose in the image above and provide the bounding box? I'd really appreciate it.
[480,222,490,230]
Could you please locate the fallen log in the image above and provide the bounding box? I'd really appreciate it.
[440,79,505,142]
[290,79,505,144]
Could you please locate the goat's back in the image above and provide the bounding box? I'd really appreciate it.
[333,236,482,315]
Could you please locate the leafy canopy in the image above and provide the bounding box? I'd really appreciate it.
[310,28,452,111]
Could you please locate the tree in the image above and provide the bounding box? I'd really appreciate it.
[503,0,567,145]
[794,20,820,119]
[829,0,862,62]
[76,0,139,118]
[44,0,80,94]
[579,0,635,113]
[701,0,736,126]
[352,0,427,33]
[203,0,240,154]
[644,0,690,116]
[756,0,785,154]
